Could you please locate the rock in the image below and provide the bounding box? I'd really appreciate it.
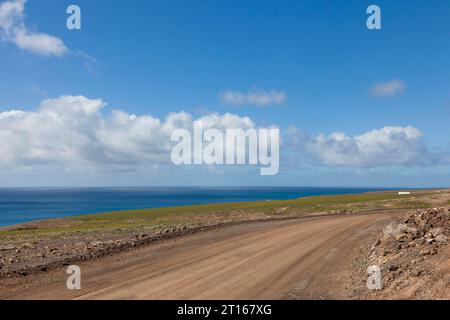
[388,265,399,272]
[395,233,410,242]
[273,207,290,214]
[415,238,425,245]
[430,228,443,236]
[420,249,431,256]
[21,243,33,249]
[0,245,17,251]
[414,215,426,228]
[383,223,417,242]
[373,238,381,247]
[436,234,447,243]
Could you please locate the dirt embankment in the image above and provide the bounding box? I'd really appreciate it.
[355,207,450,299]
[0,225,198,277]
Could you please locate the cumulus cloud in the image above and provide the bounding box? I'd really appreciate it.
[0,96,259,169]
[288,125,438,168]
[1,96,447,173]
[370,79,406,98]
[220,87,287,107]
[0,0,68,56]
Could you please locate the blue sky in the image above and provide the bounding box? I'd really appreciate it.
[1,0,450,187]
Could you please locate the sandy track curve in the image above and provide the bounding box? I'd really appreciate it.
[4,210,405,300]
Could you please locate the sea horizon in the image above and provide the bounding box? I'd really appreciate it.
[0,186,410,227]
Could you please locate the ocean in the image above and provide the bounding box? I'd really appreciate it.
[0,187,388,227]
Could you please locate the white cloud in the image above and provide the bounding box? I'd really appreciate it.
[1,96,448,174]
[370,79,406,98]
[220,87,287,107]
[289,125,432,167]
[0,96,260,169]
[0,0,68,56]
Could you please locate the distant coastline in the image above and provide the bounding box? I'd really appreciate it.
[0,186,396,227]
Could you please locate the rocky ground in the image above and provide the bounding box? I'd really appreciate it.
[351,207,450,299]
[0,224,207,277]
[0,215,312,278]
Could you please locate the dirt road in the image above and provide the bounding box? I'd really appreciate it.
[2,210,405,300]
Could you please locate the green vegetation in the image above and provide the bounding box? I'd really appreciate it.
[0,190,436,241]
